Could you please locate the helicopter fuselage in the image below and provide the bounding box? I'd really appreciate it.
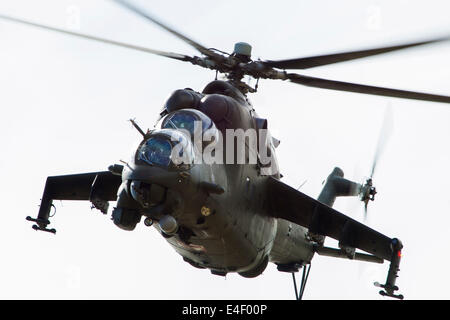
[116,80,315,277]
[158,155,315,277]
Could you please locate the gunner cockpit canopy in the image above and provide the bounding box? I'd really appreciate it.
[136,129,194,170]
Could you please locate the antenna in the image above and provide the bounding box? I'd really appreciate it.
[129,118,146,138]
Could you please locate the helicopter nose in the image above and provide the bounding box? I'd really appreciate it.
[129,180,166,208]
[112,181,142,231]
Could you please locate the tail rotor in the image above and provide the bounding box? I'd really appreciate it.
[357,105,394,221]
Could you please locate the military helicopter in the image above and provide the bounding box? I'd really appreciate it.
[2,0,450,300]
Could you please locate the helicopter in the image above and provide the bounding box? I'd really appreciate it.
[2,0,450,300]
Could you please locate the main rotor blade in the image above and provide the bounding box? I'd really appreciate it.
[370,105,394,178]
[264,36,450,70]
[0,14,192,62]
[112,0,217,59]
[287,73,450,103]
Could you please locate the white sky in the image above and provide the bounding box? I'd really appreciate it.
[0,0,449,299]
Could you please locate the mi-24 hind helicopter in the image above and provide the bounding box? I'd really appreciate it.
[3,0,450,300]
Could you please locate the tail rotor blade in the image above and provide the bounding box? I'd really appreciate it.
[363,202,369,222]
[370,105,394,178]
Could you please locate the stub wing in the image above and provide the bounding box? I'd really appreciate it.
[27,171,122,233]
[267,177,405,298]
[267,177,394,261]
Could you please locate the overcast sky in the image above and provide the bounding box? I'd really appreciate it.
[0,0,449,299]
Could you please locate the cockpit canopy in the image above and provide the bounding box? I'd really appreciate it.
[161,108,220,148]
[162,108,214,135]
[136,129,194,170]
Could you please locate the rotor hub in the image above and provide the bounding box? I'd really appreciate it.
[360,178,377,203]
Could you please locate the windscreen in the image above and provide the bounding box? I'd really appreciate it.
[137,136,172,167]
